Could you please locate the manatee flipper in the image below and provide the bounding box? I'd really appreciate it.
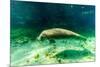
[49,39,56,44]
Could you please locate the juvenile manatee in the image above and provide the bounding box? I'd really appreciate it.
[37,28,87,43]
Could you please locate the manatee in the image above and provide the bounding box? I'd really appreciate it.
[37,28,87,43]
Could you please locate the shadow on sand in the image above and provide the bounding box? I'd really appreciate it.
[54,49,93,59]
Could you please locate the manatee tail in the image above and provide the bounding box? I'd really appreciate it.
[79,35,87,41]
[74,32,87,41]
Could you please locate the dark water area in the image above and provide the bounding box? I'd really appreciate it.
[11,1,95,37]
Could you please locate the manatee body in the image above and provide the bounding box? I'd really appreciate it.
[37,28,86,42]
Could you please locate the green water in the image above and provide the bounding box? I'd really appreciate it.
[10,1,95,66]
[10,28,95,66]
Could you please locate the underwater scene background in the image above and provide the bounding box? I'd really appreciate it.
[10,1,95,66]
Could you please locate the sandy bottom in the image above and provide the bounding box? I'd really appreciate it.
[10,29,95,66]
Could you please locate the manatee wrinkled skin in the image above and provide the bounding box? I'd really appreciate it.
[37,28,86,42]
